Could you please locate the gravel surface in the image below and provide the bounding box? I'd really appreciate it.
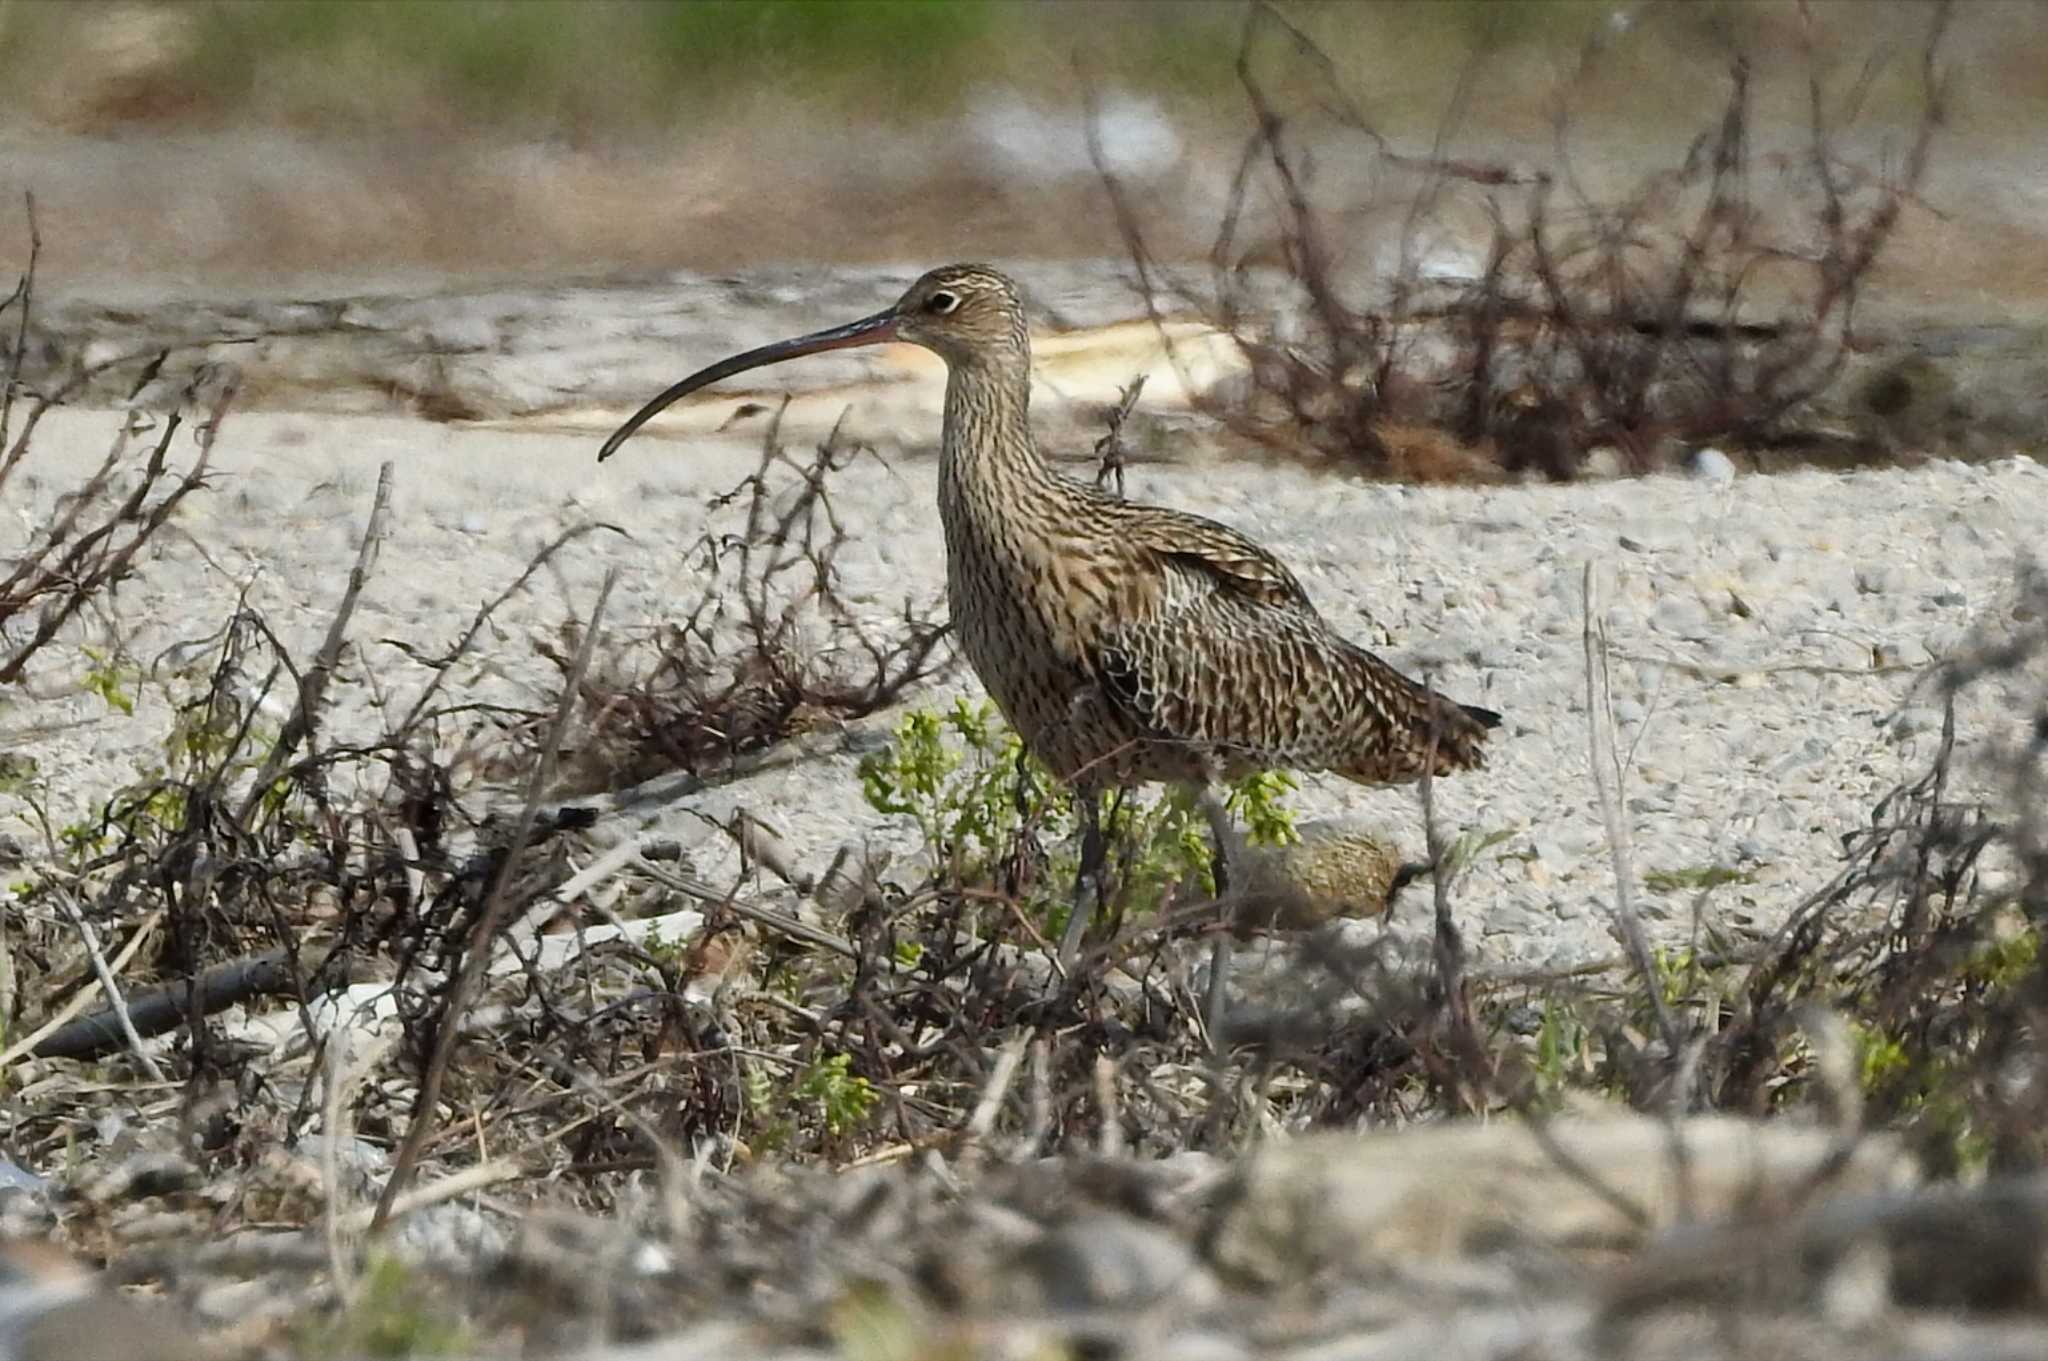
[6,400,2041,972]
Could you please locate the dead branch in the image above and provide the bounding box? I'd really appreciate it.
[29,946,312,1061]
[0,381,234,683]
[537,407,950,794]
[0,191,40,466]
[372,568,615,1231]
[1091,1,1954,480]
[237,461,393,826]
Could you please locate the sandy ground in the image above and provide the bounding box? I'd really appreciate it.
[4,391,2042,972]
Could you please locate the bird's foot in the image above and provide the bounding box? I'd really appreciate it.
[1057,793,1109,971]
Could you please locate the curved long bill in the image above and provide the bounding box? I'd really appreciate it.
[597,306,900,461]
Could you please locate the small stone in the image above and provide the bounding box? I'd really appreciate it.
[1206,1118,1913,1289]
[1888,707,1943,741]
[1938,522,1985,554]
[1583,446,1628,479]
[1930,587,1967,608]
[460,511,488,535]
[1855,565,1892,595]
[1651,595,1711,638]
[1924,623,1967,657]
[1821,1238,1893,1325]
[1481,903,1553,938]
[1006,1213,1214,1312]
[17,1289,213,1361]
[0,1155,50,1203]
[1687,447,1737,483]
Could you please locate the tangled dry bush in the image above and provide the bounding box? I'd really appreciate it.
[0,202,234,691]
[529,406,953,796]
[1374,562,2048,1167]
[1096,1,1954,481]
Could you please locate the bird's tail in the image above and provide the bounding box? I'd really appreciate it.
[1461,702,1504,731]
[1330,643,1502,785]
[1422,692,1498,774]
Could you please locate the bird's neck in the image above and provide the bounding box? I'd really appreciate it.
[938,357,1061,504]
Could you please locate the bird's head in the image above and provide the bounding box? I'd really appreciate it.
[887,264,1028,364]
[598,263,1028,461]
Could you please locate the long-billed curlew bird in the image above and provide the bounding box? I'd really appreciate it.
[599,264,1500,952]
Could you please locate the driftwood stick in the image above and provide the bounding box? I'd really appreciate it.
[0,908,162,1069]
[29,947,312,1061]
[632,858,857,960]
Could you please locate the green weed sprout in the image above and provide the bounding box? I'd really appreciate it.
[856,699,1298,932]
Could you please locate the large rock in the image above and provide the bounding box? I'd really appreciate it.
[1204,1114,1914,1288]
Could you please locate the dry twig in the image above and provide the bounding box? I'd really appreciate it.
[373,569,616,1230]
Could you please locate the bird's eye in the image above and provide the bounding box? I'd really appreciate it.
[926,290,959,315]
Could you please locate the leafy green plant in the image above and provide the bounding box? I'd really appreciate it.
[796,1052,880,1139]
[1849,1017,1992,1175]
[1439,824,1517,878]
[5,629,304,911]
[1644,864,1758,893]
[296,1254,472,1359]
[739,1065,793,1154]
[1225,769,1302,848]
[742,1051,880,1154]
[78,645,136,717]
[638,917,688,967]
[1839,919,2042,1176]
[857,697,1039,878]
[856,700,1299,934]
[1526,996,1596,1110]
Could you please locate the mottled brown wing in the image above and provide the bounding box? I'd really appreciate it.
[1119,511,1320,614]
[1095,549,1495,783]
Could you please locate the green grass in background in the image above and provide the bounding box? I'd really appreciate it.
[0,0,2031,142]
[200,0,1016,124]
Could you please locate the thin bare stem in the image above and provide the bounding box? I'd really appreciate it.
[371,568,616,1232]
[0,192,40,468]
[1582,561,1681,1061]
[239,462,394,827]
[50,888,163,1082]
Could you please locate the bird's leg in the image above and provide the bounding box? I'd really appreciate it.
[1058,788,1107,968]
[1196,786,1245,897]
[1195,785,1245,1049]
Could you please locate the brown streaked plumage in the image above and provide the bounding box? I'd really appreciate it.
[599,263,1500,831]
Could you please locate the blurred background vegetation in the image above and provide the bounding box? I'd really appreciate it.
[0,0,2036,288]
[0,0,2029,143]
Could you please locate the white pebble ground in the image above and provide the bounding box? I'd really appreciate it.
[4,407,2042,970]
